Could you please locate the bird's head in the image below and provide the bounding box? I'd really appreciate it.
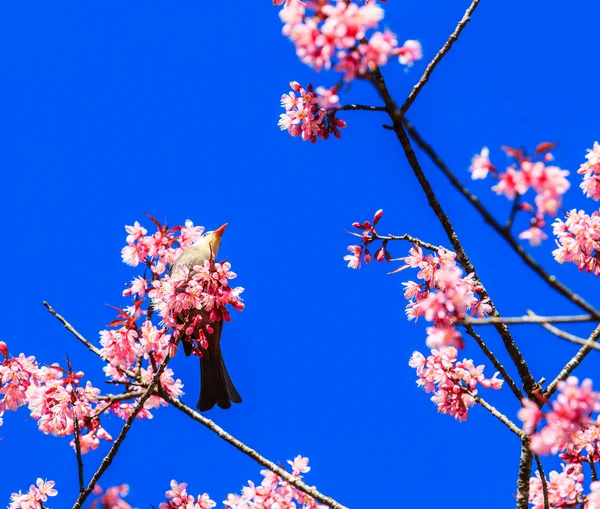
[195,223,227,256]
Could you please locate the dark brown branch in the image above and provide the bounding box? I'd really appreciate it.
[465,314,595,326]
[160,391,349,509]
[72,416,85,494]
[370,67,537,395]
[516,442,533,509]
[371,232,439,252]
[590,457,598,482]
[71,353,173,509]
[463,325,523,401]
[399,0,481,115]
[339,104,386,112]
[401,119,600,321]
[468,390,525,438]
[505,195,521,232]
[533,455,549,509]
[545,324,600,399]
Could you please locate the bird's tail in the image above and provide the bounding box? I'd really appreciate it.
[197,345,242,411]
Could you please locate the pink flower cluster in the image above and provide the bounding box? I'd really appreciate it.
[91,484,134,509]
[121,216,203,276]
[409,347,502,421]
[150,260,244,356]
[578,141,600,201]
[159,481,216,509]
[518,377,600,455]
[8,479,57,509]
[224,456,327,509]
[469,143,570,246]
[399,244,491,349]
[0,343,112,454]
[343,209,386,269]
[279,81,347,143]
[529,463,584,509]
[277,0,421,78]
[553,211,600,275]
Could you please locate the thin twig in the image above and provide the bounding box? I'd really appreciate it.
[339,104,387,112]
[465,314,595,326]
[505,195,521,232]
[372,233,439,252]
[160,391,349,509]
[463,325,523,401]
[401,118,600,321]
[72,413,85,494]
[43,301,137,380]
[468,390,525,438]
[527,311,600,351]
[71,352,174,509]
[590,457,598,482]
[399,0,481,115]
[43,301,102,357]
[545,324,600,399]
[516,442,533,509]
[534,455,550,509]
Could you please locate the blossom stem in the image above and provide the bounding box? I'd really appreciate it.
[371,232,439,252]
[72,413,85,494]
[399,0,481,115]
[160,391,349,509]
[465,314,596,325]
[400,118,600,322]
[545,324,600,399]
[463,325,523,400]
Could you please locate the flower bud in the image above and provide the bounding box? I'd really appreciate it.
[373,209,383,225]
[0,341,7,359]
[375,247,385,262]
[364,248,372,264]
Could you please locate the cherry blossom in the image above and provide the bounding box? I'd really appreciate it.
[578,141,600,201]
[159,480,216,509]
[8,478,57,509]
[519,377,600,455]
[90,484,133,509]
[409,347,503,421]
[224,456,327,509]
[552,209,600,275]
[396,39,422,67]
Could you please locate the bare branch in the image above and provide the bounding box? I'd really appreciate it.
[371,232,439,252]
[545,324,600,399]
[339,104,386,112]
[160,391,349,509]
[72,414,85,494]
[401,119,600,321]
[399,0,481,115]
[465,314,595,326]
[527,311,600,352]
[533,455,549,509]
[505,195,521,232]
[467,390,525,438]
[463,325,523,401]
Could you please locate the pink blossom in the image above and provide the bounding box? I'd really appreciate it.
[409,347,503,421]
[469,147,494,180]
[587,481,600,509]
[1,352,42,410]
[320,1,384,49]
[8,479,57,509]
[518,226,547,246]
[517,398,542,435]
[578,141,600,201]
[552,209,600,274]
[362,29,398,67]
[99,327,140,369]
[396,39,422,67]
[343,245,362,269]
[90,485,132,509]
[526,377,600,455]
[159,480,216,509]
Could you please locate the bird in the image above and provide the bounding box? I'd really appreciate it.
[170,223,242,411]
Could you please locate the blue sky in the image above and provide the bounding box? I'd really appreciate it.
[2,1,600,507]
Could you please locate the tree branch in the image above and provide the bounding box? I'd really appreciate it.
[72,416,85,494]
[339,104,387,112]
[533,455,549,509]
[545,323,600,399]
[160,391,349,509]
[467,390,525,438]
[527,310,600,352]
[399,0,481,115]
[463,325,523,401]
[465,314,595,326]
[516,442,533,509]
[401,119,600,321]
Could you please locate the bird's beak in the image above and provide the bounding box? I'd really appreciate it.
[213,223,228,239]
